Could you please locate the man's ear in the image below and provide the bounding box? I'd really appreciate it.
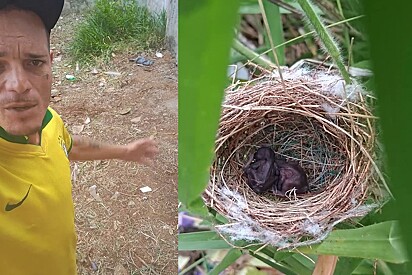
[50,50,54,63]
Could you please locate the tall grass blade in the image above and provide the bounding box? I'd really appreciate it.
[295,0,351,83]
[249,252,299,275]
[261,0,285,65]
[208,249,243,275]
[232,39,276,68]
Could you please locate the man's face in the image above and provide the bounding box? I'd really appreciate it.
[0,9,52,136]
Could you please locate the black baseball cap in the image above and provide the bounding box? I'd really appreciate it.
[0,0,64,32]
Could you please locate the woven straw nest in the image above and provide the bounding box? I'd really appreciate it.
[204,63,389,249]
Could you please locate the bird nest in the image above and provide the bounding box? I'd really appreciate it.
[204,64,389,249]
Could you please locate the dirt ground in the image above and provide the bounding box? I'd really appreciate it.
[50,14,178,274]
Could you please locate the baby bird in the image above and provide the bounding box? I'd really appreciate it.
[271,158,308,196]
[243,147,278,194]
[243,146,309,196]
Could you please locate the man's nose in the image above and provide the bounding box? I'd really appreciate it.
[4,64,31,94]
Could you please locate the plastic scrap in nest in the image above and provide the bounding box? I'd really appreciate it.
[204,60,389,249]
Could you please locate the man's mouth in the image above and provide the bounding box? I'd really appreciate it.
[4,103,37,112]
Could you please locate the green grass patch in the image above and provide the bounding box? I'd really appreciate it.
[69,0,166,63]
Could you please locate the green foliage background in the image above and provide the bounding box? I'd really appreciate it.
[364,0,412,259]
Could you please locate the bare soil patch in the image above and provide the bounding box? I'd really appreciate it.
[50,14,178,275]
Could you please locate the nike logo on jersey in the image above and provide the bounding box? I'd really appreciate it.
[5,184,32,211]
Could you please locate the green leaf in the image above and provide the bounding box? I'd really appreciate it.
[262,0,285,65]
[252,246,276,259]
[178,1,240,209]
[363,0,412,260]
[238,2,261,14]
[249,252,299,275]
[239,2,298,14]
[178,256,206,275]
[179,221,407,264]
[352,259,410,275]
[334,257,363,275]
[178,231,265,251]
[295,0,351,83]
[352,60,372,70]
[208,249,243,275]
[178,231,233,251]
[376,261,410,275]
[297,221,407,264]
[273,251,294,262]
[187,197,209,218]
[232,39,276,69]
[280,254,314,275]
[352,259,375,275]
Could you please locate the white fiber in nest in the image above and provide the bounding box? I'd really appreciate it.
[301,220,322,236]
[272,67,366,103]
[272,67,366,120]
[346,203,379,217]
[271,67,310,80]
[221,187,247,210]
[320,103,341,120]
[316,72,364,102]
[217,187,287,246]
[215,187,380,248]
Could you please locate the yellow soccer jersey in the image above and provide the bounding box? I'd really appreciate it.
[0,107,76,274]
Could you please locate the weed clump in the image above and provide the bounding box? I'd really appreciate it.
[69,0,166,63]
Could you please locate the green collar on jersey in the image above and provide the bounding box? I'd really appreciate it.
[0,109,53,144]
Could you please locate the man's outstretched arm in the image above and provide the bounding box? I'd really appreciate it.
[68,135,158,164]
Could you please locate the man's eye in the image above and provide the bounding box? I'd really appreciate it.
[29,60,44,67]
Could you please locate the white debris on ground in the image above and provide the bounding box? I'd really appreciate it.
[140,186,152,193]
[88,185,102,201]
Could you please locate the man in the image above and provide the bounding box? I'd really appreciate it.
[0,1,158,274]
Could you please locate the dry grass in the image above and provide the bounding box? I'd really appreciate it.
[204,64,389,249]
[71,160,177,274]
